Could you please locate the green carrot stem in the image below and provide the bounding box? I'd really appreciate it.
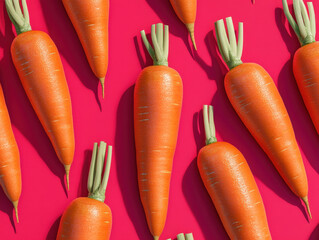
[5,0,31,35]
[203,105,217,145]
[185,233,194,240]
[88,142,112,202]
[215,17,243,70]
[140,23,169,66]
[177,233,186,240]
[282,0,316,46]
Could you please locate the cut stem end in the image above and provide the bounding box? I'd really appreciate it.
[12,200,19,223]
[301,196,312,219]
[99,77,105,99]
[64,164,71,191]
[185,23,197,50]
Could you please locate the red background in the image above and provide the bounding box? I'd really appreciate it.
[0,0,318,239]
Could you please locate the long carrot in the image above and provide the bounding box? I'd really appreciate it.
[134,23,183,240]
[198,105,271,240]
[215,17,311,218]
[57,142,112,240]
[0,84,21,222]
[169,0,197,50]
[282,0,319,134]
[6,0,75,190]
[62,0,109,98]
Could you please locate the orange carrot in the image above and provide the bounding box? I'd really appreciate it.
[134,23,183,240]
[0,84,21,223]
[6,0,75,190]
[198,105,271,240]
[282,0,319,134]
[215,17,311,218]
[57,142,112,240]
[62,0,109,98]
[169,0,197,49]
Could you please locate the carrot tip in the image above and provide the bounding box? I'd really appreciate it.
[153,236,159,240]
[12,200,19,223]
[301,196,312,219]
[99,77,105,99]
[185,23,197,50]
[64,164,71,191]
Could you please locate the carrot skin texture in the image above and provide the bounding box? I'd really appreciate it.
[56,197,112,240]
[0,84,21,204]
[11,31,75,167]
[198,142,271,240]
[293,41,319,134]
[134,65,183,237]
[225,63,308,198]
[169,0,196,24]
[62,0,109,79]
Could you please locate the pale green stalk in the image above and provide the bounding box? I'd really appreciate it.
[5,0,31,35]
[203,105,217,145]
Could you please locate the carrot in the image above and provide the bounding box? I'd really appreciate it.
[57,142,112,240]
[6,0,75,190]
[169,0,197,50]
[198,105,271,240]
[215,17,311,218]
[0,84,21,223]
[62,0,109,98]
[134,23,183,240]
[282,0,319,135]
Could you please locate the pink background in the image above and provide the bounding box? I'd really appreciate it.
[0,0,318,239]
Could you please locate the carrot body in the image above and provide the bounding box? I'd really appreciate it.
[62,0,109,96]
[198,142,271,240]
[225,63,308,198]
[11,31,75,182]
[134,65,183,238]
[56,197,112,240]
[293,42,319,134]
[0,84,21,220]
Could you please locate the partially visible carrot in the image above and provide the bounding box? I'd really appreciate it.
[62,0,109,98]
[198,105,272,240]
[6,0,75,190]
[0,84,21,223]
[169,0,197,49]
[215,17,311,218]
[57,142,112,240]
[134,23,183,240]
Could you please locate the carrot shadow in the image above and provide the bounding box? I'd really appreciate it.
[77,150,92,197]
[275,7,319,176]
[39,0,102,110]
[145,0,193,56]
[46,216,61,240]
[309,225,319,240]
[115,86,150,239]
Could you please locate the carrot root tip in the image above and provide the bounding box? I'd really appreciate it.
[301,196,312,219]
[99,77,105,99]
[153,236,159,240]
[185,23,197,50]
[64,164,71,191]
[12,200,19,223]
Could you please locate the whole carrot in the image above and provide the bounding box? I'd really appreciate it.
[134,23,183,240]
[282,0,319,135]
[6,0,75,190]
[198,105,271,240]
[169,0,197,50]
[57,142,112,240]
[62,0,109,98]
[0,84,21,222]
[215,17,311,218]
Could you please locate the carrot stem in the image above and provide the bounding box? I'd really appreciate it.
[88,141,112,202]
[282,0,316,46]
[177,233,186,240]
[203,105,217,145]
[185,233,194,240]
[215,17,243,70]
[141,23,169,66]
[5,0,31,35]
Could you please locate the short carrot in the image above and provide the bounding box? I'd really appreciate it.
[198,105,272,240]
[62,0,109,98]
[6,0,75,190]
[169,0,197,49]
[0,84,21,223]
[215,17,311,217]
[282,0,319,135]
[134,23,183,240]
[56,142,112,240]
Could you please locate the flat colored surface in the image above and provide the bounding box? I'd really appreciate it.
[0,0,318,239]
